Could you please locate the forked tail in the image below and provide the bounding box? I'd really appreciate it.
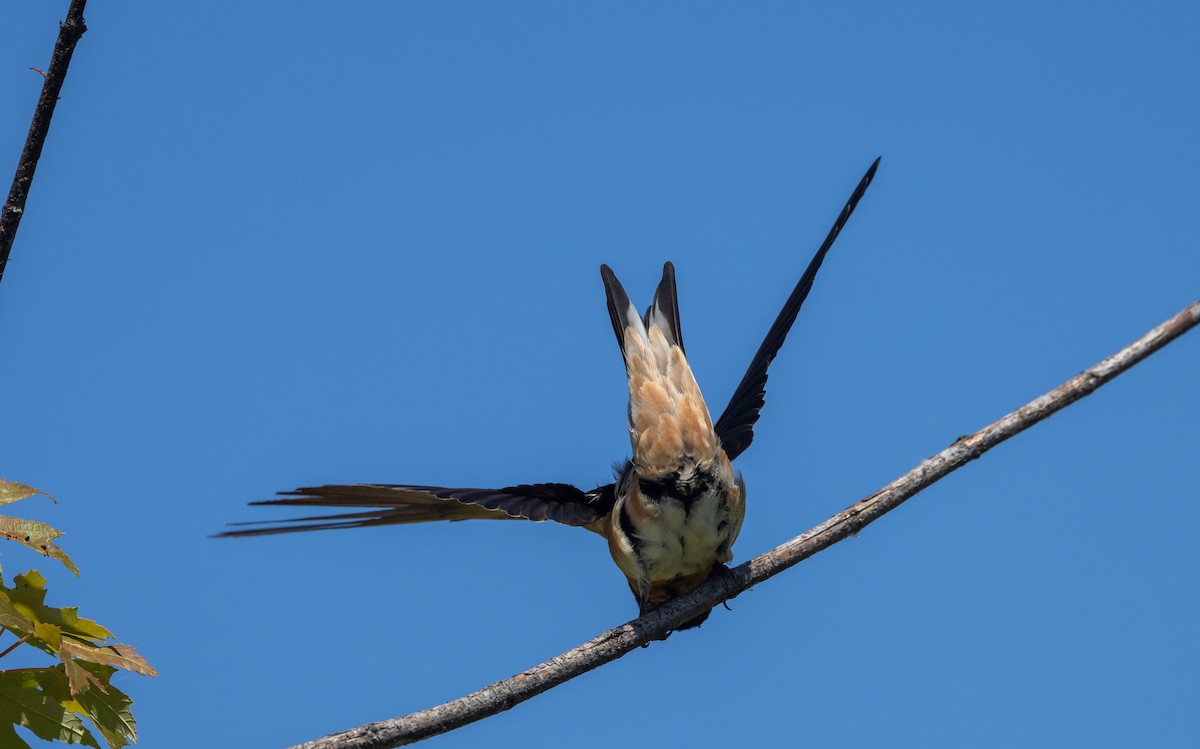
[599,263,721,477]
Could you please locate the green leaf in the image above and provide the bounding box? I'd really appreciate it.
[0,516,79,576]
[28,667,102,749]
[0,720,33,749]
[0,573,156,695]
[66,664,136,749]
[0,669,100,747]
[26,666,89,725]
[0,481,55,507]
[35,665,134,749]
[6,572,112,643]
[32,622,62,651]
[0,587,36,639]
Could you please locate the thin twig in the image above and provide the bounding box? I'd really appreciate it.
[0,635,31,660]
[0,0,89,286]
[289,299,1200,749]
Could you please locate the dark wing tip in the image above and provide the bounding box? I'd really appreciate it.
[714,158,881,460]
[859,156,881,194]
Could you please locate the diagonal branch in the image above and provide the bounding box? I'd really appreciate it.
[291,299,1200,749]
[0,0,89,286]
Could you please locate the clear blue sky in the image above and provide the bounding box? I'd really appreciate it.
[2,2,1197,747]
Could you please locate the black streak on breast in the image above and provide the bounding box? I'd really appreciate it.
[638,464,716,508]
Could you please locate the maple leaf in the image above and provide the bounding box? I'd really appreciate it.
[0,669,100,748]
[0,481,77,576]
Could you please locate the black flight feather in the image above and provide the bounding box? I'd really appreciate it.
[714,157,880,461]
[215,482,616,538]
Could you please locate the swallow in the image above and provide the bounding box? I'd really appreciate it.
[220,158,880,630]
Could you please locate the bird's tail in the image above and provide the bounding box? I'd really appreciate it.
[599,263,720,477]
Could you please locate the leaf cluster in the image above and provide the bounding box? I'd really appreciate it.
[0,481,155,748]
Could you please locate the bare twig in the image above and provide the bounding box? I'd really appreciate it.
[290,299,1200,749]
[0,635,31,660]
[0,0,89,286]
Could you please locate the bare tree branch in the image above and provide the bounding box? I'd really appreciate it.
[290,299,1200,749]
[0,0,89,286]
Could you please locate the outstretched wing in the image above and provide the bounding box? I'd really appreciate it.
[714,157,881,461]
[217,482,616,537]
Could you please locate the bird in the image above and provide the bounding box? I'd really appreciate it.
[219,158,880,630]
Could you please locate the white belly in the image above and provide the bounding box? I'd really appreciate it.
[635,488,731,581]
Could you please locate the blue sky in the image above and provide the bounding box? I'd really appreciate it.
[2,2,1197,747]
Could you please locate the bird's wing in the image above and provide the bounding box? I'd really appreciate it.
[714,157,880,461]
[217,482,616,537]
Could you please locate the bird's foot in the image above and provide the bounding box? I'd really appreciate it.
[709,563,737,611]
